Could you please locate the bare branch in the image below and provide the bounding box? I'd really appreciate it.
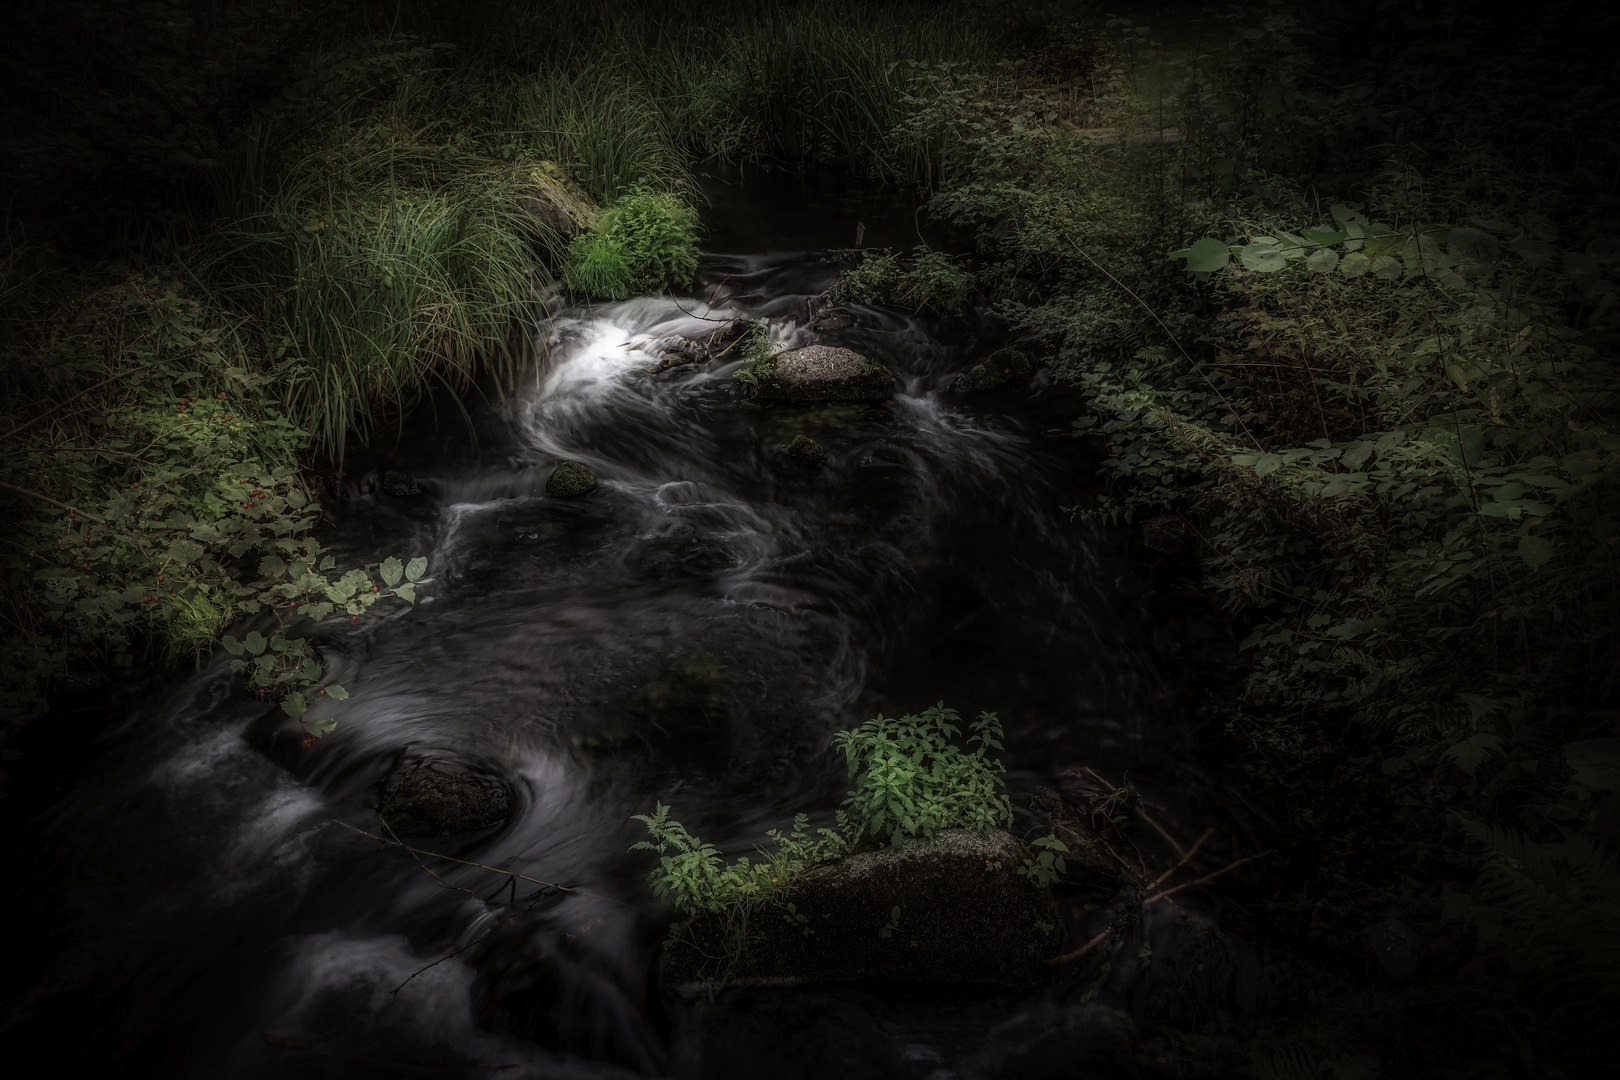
[1148,827,1215,890]
[1143,851,1273,906]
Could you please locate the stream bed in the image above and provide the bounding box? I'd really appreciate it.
[2,178,1312,1078]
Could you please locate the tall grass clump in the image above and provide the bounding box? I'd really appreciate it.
[207,90,576,456]
[562,189,699,300]
[514,67,691,204]
[628,3,989,178]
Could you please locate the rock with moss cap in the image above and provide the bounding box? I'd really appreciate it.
[954,348,1032,392]
[787,434,827,467]
[546,461,597,497]
[664,828,1061,985]
[749,346,896,403]
[380,754,510,837]
[381,470,419,496]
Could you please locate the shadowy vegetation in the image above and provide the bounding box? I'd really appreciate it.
[830,246,975,315]
[3,0,1617,1074]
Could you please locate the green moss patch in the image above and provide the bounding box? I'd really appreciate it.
[545,461,597,497]
[664,829,1061,985]
[954,348,1032,392]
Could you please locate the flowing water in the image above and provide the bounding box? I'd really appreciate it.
[3,177,1312,1078]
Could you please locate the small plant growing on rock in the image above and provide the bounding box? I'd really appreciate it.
[1018,834,1071,887]
[834,704,1012,846]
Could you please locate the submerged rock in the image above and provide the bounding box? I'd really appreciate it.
[787,434,827,467]
[857,448,906,469]
[546,461,597,497]
[379,756,510,837]
[953,348,1032,392]
[381,470,420,496]
[665,829,1061,985]
[750,346,896,403]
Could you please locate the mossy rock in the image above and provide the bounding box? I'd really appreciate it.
[379,759,510,837]
[787,434,827,466]
[665,829,1061,985]
[518,162,599,237]
[545,461,597,497]
[953,348,1032,392]
[750,346,896,403]
[381,470,419,496]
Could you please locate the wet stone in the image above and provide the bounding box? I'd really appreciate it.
[379,757,510,837]
[665,829,1062,985]
[750,346,896,403]
[953,348,1032,392]
[858,448,906,469]
[546,461,597,497]
[788,434,827,467]
[381,470,420,496]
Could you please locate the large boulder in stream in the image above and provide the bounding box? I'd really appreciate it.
[380,755,510,837]
[665,829,1061,985]
[953,348,1032,392]
[750,346,896,403]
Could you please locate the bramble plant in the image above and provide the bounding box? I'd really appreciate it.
[219,554,432,736]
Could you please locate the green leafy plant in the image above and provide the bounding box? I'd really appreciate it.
[1018,834,1071,887]
[831,247,974,315]
[833,704,1012,846]
[729,320,782,391]
[562,189,699,300]
[218,554,430,735]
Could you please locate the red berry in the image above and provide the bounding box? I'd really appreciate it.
[371,586,378,592]
[351,615,357,621]
[319,689,326,695]
[68,512,75,518]
[82,562,89,569]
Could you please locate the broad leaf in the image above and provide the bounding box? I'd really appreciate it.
[380,556,404,587]
[244,631,266,655]
[1167,237,1232,272]
[281,692,307,718]
[1306,248,1339,273]
[1517,534,1555,569]
[405,557,428,582]
[1239,241,1287,272]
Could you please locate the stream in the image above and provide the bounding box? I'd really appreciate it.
[2,172,1312,1078]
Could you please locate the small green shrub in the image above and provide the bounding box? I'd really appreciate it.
[563,189,700,300]
[831,246,973,315]
[632,806,851,919]
[834,704,1011,845]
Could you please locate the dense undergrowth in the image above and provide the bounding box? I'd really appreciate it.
[3,0,1617,1075]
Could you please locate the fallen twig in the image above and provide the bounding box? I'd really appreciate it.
[331,818,636,908]
[1147,827,1215,891]
[379,817,487,903]
[1143,851,1273,905]
[1044,928,1112,967]
[0,478,108,523]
